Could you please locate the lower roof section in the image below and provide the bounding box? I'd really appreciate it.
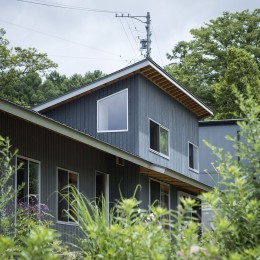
[0,97,211,194]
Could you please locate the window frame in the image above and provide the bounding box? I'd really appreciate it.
[149,178,170,210]
[95,171,109,221]
[56,167,79,225]
[97,89,128,133]
[15,155,41,210]
[188,141,199,173]
[149,119,170,159]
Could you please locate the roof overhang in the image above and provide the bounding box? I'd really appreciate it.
[34,59,213,119]
[1,98,211,193]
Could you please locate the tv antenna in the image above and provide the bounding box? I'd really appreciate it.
[116,12,151,58]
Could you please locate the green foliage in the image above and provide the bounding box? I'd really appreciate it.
[0,28,104,107]
[0,135,74,259]
[0,28,57,100]
[166,9,260,111]
[201,93,260,258]
[0,136,18,235]
[66,185,202,260]
[214,47,260,119]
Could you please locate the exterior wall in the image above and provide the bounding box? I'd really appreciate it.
[43,74,201,182]
[1,110,196,241]
[0,111,142,242]
[199,122,239,187]
[138,75,200,179]
[44,75,139,155]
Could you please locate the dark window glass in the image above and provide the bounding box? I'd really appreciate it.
[17,158,39,205]
[150,121,159,152]
[189,143,194,169]
[58,169,78,222]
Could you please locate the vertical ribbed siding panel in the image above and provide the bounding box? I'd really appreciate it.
[0,111,136,241]
[138,75,199,180]
[44,75,139,155]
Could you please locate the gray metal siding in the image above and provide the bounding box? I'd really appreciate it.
[199,124,239,187]
[44,75,139,155]
[0,111,140,241]
[138,75,200,179]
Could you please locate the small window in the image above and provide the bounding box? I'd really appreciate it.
[16,157,40,205]
[57,168,78,223]
[150,120,169,157]
[97,89,128,132]
[188,142,199,172]
[150,179,170,210]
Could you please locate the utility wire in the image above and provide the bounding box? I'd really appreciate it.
[0,18,132,59]
[118,18,138,59]
[17,0,126,14]
[125,18,140,56]
[151,23,164,66]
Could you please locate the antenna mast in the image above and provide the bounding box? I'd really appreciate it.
[116,12,151,58]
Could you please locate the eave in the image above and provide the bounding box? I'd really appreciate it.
[33,59,213,119]
[0,98,211,194]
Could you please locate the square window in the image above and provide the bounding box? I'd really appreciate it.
[188,142,199,172]
[150,120,169,157]
[57,168,78,223]
[97,89,128,132]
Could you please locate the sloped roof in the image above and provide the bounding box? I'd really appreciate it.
[34,59,213,118]
[0,97,211,193]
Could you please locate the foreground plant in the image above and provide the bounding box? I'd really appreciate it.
[201,93,260,259]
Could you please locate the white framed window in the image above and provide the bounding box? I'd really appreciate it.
[149,119,169,158]
[57,167,79,223]
[16,156,40,206]
[97,89,128,132]
[149,179,170,210]
[188,142,199,172]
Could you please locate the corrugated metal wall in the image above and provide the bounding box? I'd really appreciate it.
[44,75,139,155]
[0,111,143,240]
[138,75,200,179]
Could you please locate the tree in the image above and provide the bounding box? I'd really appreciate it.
[0,28,57,100]
[201,93,260,258]
[0,28,105,107]
[213,47,260,119]
[166,9,260,110]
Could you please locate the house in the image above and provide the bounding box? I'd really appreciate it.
[199,119,241,186]
[0,59,213,241]
[199,119,241,229]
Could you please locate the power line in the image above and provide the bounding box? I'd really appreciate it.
[118,18,139,59]
[0,18,132,59]
[125,18,140,56]
[151,23,164,65]
[17,0,126,14]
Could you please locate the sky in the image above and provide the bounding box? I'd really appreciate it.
[0,0,259,76]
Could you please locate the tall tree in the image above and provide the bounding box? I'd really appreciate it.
[0,28,57,99]
[166,9,260,110]
[214,47,260,119]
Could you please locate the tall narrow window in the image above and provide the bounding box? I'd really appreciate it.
[97,89,128,132]
[57,168,78,223]
[188,142,199,172]
[96,171,109,220]
[150,120,169,157]
[150,179,169,210]
[17,157,40,205]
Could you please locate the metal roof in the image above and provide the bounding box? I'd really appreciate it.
[33,59,213,119]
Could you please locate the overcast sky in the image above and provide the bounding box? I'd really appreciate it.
[0,0,259,76]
